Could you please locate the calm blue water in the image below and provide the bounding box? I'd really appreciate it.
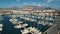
[1,15,52,34]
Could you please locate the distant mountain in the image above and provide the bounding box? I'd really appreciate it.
[0,5,57,10]
[19,5,55,11]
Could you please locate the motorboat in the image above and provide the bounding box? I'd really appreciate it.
[24,17,30,21]
[0,23,3,31]
[0,28,2,31]
[32,16,35,18]
[12,15,16,18]
[9,18,18,22]
[14,24,23,28]
[49,23,53,26]
[30,19,37,22]
[14,24,28,28]
[9,18,18,24]
[38,21,48,25]
[0,14,3,15]
[0,16,4,20]
[0,24,3,28]
[45,17,49,20]
[22,24,28,27]
[21,27,42,34]
[17,21,23,24]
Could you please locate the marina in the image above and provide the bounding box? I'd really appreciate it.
[0,8,58,34]
[0,13,57,34]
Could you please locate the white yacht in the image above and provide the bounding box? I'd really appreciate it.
[49,23,53,26]
[21,27,42,34]
[0,14,3,15]
[9,18,18,22]
[30,19,37,22]
[20,16,25,19]
[24,17,30,21]
[38,16,41,19]
[32,16,35,18]
[0,16,4,20]
[0,24,3,28]
[49,18,53,20]
[14,24,23,28]
[38,21,48,25]
[0,23,3,31]
[0,28,2,31]
[12,15,16,18]
[17,21,23,24]
[45,17,49,20]
[22,24,28,27]
[14,24,28,28]
[9,18,18,24]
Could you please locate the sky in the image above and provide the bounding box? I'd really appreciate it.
[0,0,60,9]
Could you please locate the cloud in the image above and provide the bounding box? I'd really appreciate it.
[37,4,42,6]
[37,3,48,7]
[23,2,48,7]
[44,0,54,3]
[47,0,54,2]
[47,0,60,2]
[23,2,37,5]
[17,0,20,2]
[24,3,28,5]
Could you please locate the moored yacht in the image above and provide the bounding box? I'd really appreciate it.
[14,23,28,29]
[21,27,42,34]
[12,15,16,18]
[0,15,4,20]
[0,23,3,31]
[0,28,2,31]
[9,18,18,24]
[30,19,37,22]
[9,18,18,22]
[38,21,48,26]
[0,24,3,27]
[17,21,23,24]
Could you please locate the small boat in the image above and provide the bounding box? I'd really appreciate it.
[30,19,37,22]
[0,16,4,20]
[38,21,48,25]
[49,23,53,26]
[17,21,23,24]
[0,28,2,31]
[0,14,3,15]
[24,17,30,21]
[14,24,23,28]
[0,23,3,31]
[12,15,16,18]
[32,16,35,18]
[45,17,49,20]
[9,18,18,24]
[0,24,3,27]
[22,24,28,27]
[9,18,18,22]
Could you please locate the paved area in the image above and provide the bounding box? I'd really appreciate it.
[43,16,60,34]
